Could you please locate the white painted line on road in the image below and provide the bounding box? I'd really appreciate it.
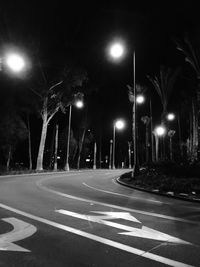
[82,182,163,204]
[56,209,191,245]
[0,217,37,252]
[36,178,199,225]
[0,203,194,267]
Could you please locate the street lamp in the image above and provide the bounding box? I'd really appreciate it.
[112,119,125,169]
[109,139,113,169]
[109,41,138,176]
[0,51,27,74]
[109,42,124,59]
[167,113,175,121]
[65,96,84,171]
[5,53,25,73]
[136,94,145,104]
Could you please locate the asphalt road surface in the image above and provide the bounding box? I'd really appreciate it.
[0,169,200,267]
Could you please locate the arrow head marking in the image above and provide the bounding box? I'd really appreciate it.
[119,226,192,245]
[0,217,37,252]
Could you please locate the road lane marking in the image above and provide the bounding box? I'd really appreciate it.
[0,203,194,267]
[82,182,163,204]
[56,210,191,245]
[0,217,37,252]
[36,178,199,225]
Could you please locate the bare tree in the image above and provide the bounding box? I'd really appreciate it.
[32,65,88,171]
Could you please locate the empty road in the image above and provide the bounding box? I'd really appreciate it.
[0,169,199,267]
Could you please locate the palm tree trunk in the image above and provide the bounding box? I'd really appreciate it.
[145,124,149,163]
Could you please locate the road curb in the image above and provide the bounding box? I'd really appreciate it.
[116,177,200,204]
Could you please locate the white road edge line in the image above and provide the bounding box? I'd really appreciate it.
[36,178,199,225]
[82,182,163,204]
[0,203,194,267]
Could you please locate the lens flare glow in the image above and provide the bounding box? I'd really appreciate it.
[5,53,25,72]
[110,43,124,59]
[115,120,125,130]
[75,100,84,108]
[155,126,166,136]
[136,95,145,104]
[167,113,175,121]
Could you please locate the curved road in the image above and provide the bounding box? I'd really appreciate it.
[0,169,199,266]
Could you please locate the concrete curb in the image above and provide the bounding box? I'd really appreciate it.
[116,177,200,204]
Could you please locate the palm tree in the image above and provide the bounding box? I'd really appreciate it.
[174,35,200,161]
[147,66,180,160]
[147,65,180,124]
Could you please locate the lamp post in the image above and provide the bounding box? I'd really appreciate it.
[132,50,137,177]
[112,119,125,169]
[65,97,84,171]
[93,142,97,169]
[109,139,113,169]
[128,141,132,169]
[108,41,138,177]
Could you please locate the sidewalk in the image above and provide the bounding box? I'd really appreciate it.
[116,174,200,203]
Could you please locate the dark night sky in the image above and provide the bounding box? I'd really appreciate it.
[0,1,200,164]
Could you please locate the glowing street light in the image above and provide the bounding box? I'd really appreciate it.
[75,100,84,109]
[115,119,125,130]
[136,94,145,104]
[167,113,175,121]
[112,119,125,169]
[5,53,25,73]
[109,42,124,59]
[155,126,166,136]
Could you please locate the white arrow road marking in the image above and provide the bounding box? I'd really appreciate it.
[0,203,195,267]
[56,210,192,245]
[0,217,37,252]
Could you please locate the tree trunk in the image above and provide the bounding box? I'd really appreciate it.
[49,124,56,168]
[98,136,102,168]
[197,82,200,160]
[27,113,32,170]
[192,99,198,162]
[155,135,159,162]
[93,142,97,169]
[6,145,12,171]
[77,128,86,169]
[145,124,149,163]
[36,110,48,171]
[54,124,59,171]
[169,137,173,161]
[177,114,183,160]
